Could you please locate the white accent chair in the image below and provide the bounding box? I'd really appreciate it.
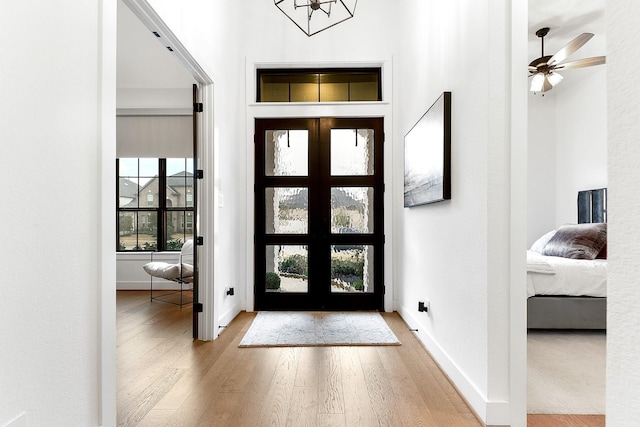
[142,239,194,306]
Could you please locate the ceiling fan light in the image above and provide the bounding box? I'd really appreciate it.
[530,73,545,92]
[547,72,564,87]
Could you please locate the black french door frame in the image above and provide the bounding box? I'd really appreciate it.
[254,117,384,311]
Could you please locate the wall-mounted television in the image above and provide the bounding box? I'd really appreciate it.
[403,91,451,207]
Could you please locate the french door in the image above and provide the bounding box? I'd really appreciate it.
[254,117,384,310]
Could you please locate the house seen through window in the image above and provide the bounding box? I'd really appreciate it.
[117,158,194,251]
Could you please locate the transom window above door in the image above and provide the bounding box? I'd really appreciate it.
[257,68,382,103]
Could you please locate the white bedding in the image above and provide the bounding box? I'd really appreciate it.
[526,250,607,298]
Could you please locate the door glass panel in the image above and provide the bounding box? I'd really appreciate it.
[266,187,308,234]
[266,245,309,293]
[330,129,374,176]
[265,130,309,176]
[331,245,374,293]
[331,187,373,234]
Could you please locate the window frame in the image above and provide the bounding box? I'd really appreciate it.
[116,158,194,252]
[256,67,382,103]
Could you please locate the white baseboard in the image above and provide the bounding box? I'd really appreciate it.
[395,302,510,426]
[216,302,242,339]
[117,280,187,291]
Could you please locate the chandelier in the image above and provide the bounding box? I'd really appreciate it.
[275,0,358,37]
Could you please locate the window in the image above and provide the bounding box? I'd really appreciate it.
[117,158,194,251]
[257,68,382,103]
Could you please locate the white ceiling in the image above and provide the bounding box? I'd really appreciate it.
[116,1,195,89]
[116,1,605,89]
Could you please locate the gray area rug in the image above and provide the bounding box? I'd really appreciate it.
[239,311,401,347]
[528,330,606,414]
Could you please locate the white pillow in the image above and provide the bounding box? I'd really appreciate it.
[143,262,193,279]
[529,230,556,253]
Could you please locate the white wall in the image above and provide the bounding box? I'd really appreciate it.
[527,93,557,245]
[0,0,106,424]
[554,68,607,225]
[607,0,640,423]
[394,1,513,423]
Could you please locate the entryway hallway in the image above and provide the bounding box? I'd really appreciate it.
[116,291,481,426]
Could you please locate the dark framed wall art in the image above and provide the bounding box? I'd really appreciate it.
[403,91,451,207]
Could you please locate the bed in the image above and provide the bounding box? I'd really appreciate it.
[527,188,607,329]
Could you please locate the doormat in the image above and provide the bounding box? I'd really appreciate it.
[239,311,401,347]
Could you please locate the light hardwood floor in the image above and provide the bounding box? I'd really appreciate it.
[526,414,605,427]
[117,291,482,426]
[116,291,605,426]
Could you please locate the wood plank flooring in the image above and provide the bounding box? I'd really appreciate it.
[116,291,605,426]
[117,291,481,426]
[526,414,605,427]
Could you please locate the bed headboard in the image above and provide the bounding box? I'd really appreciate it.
[578,188,607,224]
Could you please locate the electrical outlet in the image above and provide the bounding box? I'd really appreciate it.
[418,300,430,313]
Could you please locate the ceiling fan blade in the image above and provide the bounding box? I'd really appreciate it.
[555,56,606,70]
[548,33,594,67]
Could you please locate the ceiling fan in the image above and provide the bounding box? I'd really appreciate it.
[529,27,606,94]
